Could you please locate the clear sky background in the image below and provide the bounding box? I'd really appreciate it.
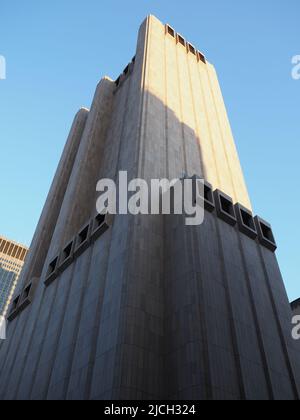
[0,0,299,300]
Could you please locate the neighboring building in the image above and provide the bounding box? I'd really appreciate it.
[0,236,28,317]
[291,299,300,316]
[0,15,299,400]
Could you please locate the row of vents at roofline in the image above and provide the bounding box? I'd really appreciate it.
[165,24,207,64]
[7,181,277,322]
[114,25,207,89]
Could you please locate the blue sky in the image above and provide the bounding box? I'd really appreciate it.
[0,0,299,300]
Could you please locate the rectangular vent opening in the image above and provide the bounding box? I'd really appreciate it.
[12,296,20,311]
[188,44,196,55]
[260,223,275,243]
[48,257,58,275]
[62,243,72,261]
[23,284,32,299]
[95,213,105,228]
[177,35,186,46]
[220,195,234,217]
[198,52,206,64]
[79,226,89,245]
[204,184,212,202]
[241,210,255,230]
[167,25,175,37]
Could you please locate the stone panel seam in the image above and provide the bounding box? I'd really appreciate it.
[206,67,238,203]
[237,232,274,399]
[214,218,246,399]
[186,54,204,177]
[257,245,299,399]
[196,62,221,187]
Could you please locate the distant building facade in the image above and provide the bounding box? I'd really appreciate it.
[0,236,28,317]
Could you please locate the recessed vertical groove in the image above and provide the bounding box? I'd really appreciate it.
[236,233,274,400]
[49,247,95,400]
[196,63,221,188]
[83,232,113,400]
[192,227,213,399]
[113,79,134,182]
[214,218,246,400]
[13,280,58,399]
[164,30,169,179]
[3,285,43,399]
[175,40,188,175]
[186,53,204,178]
[257,245,299,400]
[206,67,238,203]
[28,262,77,400]
[139,17,152,180]
[0,314,20,396]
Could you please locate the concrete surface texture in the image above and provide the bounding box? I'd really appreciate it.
[0,15,299,400]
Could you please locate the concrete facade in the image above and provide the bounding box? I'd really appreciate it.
[0,15,299,400]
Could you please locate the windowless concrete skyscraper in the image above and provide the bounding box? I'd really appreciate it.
[0,15,299,400]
